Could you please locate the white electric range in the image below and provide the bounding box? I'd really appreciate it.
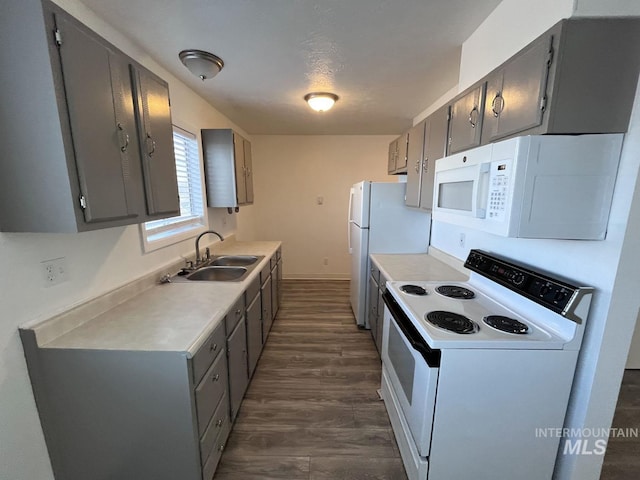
[380,249,593,480]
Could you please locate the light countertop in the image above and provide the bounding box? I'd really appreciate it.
[39,241,281,355]
[370,250,468,283]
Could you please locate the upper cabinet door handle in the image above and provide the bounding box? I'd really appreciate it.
[146,133,156,157]
[468,106,479,128]
[117,123,130,152]
[491,93,505,117]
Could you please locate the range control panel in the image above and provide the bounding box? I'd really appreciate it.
[464,249,581,315]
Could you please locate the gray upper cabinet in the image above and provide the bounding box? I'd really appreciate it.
[482,33,553,143]
[404,120,427,208]
[405,105,450,210]
[420,105,449,211]
[131,65,180,217]
[447,82,485,155]
[0,0,179,232]
[387,133,408,175]
[480,17,640,144]
[202,129,254,209]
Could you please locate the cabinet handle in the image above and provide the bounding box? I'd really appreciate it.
[491,93,504,117]
[218,443,225,452]
[423,158,429,172]
[236,309,242,317]
[468,106,479,128]
[146,133,156,157]
[415,159,420,173]
[117,123,130,152]
[216,418,223,427]
[209,342,218,352]
[212,373,220,382]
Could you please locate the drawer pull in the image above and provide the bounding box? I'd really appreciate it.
[216,419,223,427]
[218,444,225,452]
[236,308,242,317]
[212,373,220,382]
[209,343,218,353]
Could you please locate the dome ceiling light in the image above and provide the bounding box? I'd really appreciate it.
[179,50,224,81]
[304,92,339,112]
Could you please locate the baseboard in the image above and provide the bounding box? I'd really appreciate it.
[283,273,350,280]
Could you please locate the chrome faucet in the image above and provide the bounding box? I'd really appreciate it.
[195,230,224,265]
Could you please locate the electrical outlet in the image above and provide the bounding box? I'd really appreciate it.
[42,257,68,287]
[323,257,329,266]
[459,233,466,248]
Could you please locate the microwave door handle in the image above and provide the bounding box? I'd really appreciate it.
[475,163,491,218]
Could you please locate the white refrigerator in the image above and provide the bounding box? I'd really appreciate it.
[348,181,431,328]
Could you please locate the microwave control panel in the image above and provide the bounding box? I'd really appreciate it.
[487,159,512,221]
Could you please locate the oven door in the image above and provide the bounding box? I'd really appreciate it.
[381,291,439,457]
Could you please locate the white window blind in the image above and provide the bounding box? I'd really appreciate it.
[141,126,206,249]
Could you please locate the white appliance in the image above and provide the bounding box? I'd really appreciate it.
[380,249,593,480]
[432,134,623,239]
[348,181,430,327]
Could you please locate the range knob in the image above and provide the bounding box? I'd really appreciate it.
[553,291,567,303]
[511,272,525,286]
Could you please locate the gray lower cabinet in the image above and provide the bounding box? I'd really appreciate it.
[227,315,249,421]
[367,263,385,356]
[271,262,280,318]
[246,292,263,378]
[262,276,274,343]
[201,129,254,209]
[0,0,179,232]
[19,320,230,480]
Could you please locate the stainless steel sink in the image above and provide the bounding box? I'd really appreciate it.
[169,255,264,283]
[186,266,247,282]
[210,255,259,267]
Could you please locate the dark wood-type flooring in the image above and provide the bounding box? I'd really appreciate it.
[601,369,640,479]
[214,279,407,480]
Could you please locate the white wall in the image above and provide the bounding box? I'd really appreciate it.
[422,0,640,478]
[0,1,247,479]
[236,135,394,278]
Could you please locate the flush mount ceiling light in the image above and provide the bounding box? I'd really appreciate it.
[304,92,339,112]
[179,50,224,81]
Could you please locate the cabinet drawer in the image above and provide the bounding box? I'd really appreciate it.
[192,321,226,386]
[224,295,245,334]
[201,414,232,480]
[195,349,228,435]
[200,391,229,466]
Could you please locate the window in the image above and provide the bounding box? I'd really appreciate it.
[141,126,207,251]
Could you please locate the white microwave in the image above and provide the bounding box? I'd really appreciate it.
[432,134,623,239]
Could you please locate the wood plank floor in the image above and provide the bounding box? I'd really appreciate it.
[600,370,640,479]
[214,279,407,480]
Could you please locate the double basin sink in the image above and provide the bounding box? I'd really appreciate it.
[172,255,264,283]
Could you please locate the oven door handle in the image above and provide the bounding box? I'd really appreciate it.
[383,291,441,368]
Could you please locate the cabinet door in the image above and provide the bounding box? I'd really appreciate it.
[405,121,426,208]
[131,65,180,216]
[387,139,397,174]
[56,14,142,224]
[246,294,262,378]
[243,139,254,204]
[420,105,449,210]
[448,83,485,154]
[261,276,273,343]
[483,34,552,142]
[227,319,248,421]
[376,284,385,354]
[367,275,379,350]
[395,132,409,173]
[233,133,247,204]
[271,263,279,318]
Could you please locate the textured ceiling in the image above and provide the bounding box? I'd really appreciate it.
[78,0,502,134]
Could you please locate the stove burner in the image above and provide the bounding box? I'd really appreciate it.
[399,284,428,296]
[425,311,478,334]
[483,315,529,334]
[435,285,475,299]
